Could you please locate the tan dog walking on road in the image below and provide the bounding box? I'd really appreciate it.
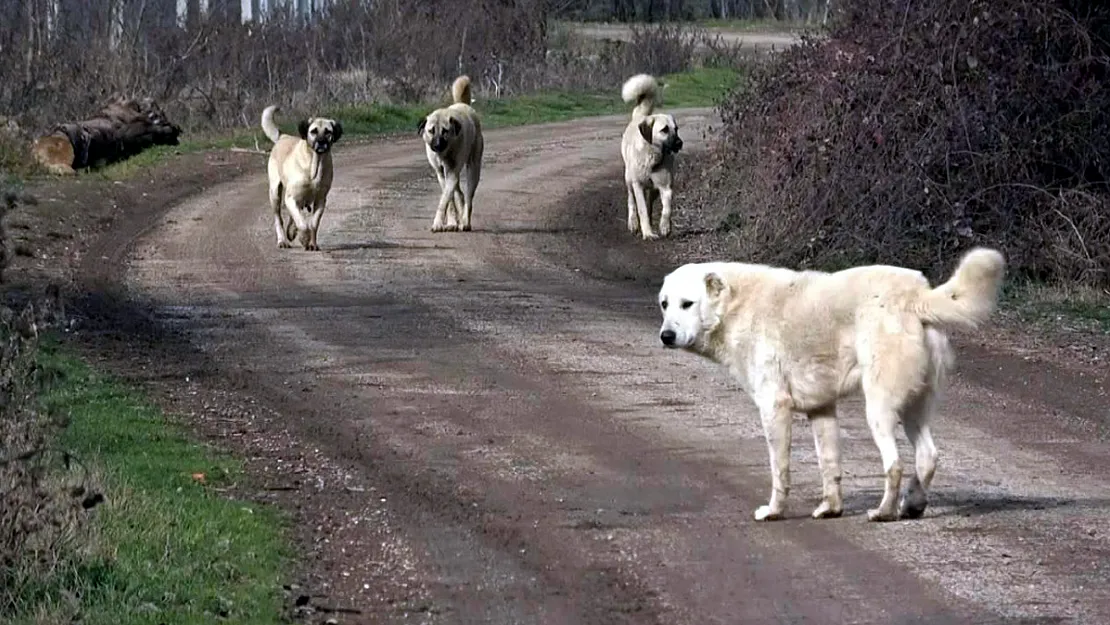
[418,75,485,232]
[261,106,342,251]
[621,74,683,240]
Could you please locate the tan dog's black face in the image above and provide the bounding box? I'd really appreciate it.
[638,114,683,154]
[418,111,462,154]
[298,118,342,154]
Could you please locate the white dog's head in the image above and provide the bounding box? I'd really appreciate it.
[657,263,729,350]
[638,113,683,155]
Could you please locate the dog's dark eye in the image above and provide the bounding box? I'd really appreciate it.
[661,128,669,134]
[661,300,668,310]
[680,300,693,310]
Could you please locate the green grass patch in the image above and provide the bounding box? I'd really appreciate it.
[5,347,289,624]
[1001,281,1110,334]
[95,66,738,180]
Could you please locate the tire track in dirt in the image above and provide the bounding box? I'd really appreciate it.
[101,112,1110,623]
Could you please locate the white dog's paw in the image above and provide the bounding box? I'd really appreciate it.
[627,218,639,233]
[866,507,899,522]
[278,240,293,249]
[660,221,671,237]
[460,223,472,232]
[431,221,446,232]
[641,231,660,241]
[811,501,843,519]
[753,505,785,522]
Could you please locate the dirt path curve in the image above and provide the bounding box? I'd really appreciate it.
[570,23,802,51]
[94,111,1110,624]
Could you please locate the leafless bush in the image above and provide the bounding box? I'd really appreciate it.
[697,0,1110,286]
[0,2,721,135]
[0,290,97,612]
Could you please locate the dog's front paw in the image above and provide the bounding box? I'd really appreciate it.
[660,223,671,237]
[898,493,929,520]
[305,243,320,252]
[811,500,843,519]
[278,240,293,249]
[640,231,660,241]
[460,223,472,232]
[627,218,639,233]
[431,222,445,232]
[753,505,785,522]
[866,507,899,522]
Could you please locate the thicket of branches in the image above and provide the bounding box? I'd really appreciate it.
[696,0,1110,286]
[0,0,735,134]
[551,0,830,23]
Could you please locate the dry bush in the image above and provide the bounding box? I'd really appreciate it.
[697,0,1110,286]
[0,290,97,612]
[0,2,720,135]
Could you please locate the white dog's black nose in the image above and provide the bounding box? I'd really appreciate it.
[660,329,677,346]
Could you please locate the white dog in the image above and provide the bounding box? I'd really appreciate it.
[620,74,683,240]
[657,248,1006,522]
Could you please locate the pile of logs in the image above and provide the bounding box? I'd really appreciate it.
[31,96,183,175]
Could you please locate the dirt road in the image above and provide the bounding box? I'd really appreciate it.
[570,23,802,51]
[83,111,1110,624]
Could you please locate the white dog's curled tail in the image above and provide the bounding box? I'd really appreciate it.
[916,247,1006,331]
[261,105,282,144]
[452,75,473,105]
[622,74,659,119]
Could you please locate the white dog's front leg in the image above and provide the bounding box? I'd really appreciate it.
[631,183,658,240]
[808,406,843,519]
[659,186,674,237]
[433,171,460,232]
[754,392,793,521]
[626,184,639,234]
[306,198,327,251]
[283,194,310,248]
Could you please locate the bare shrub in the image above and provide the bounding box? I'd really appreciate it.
[1,3,719,136]
[0,291,98,613]
[699,0,1110,286]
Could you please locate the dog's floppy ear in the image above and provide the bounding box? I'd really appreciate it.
[639,119,654,144]
[449,117,462,135]
[417,118,427,135]
[331,121,343,142]
[704,272,726,299]
[297,119,311,140]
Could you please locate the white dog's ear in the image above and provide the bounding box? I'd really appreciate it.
[449,117,462,135]
[638,119,653,144]
[417,118,427,135]
[704,272,726,298]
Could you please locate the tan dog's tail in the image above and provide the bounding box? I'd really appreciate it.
[261,105,282,144]
[915,247,1006,331]
[622,74,659,119]
[452,76,473,105]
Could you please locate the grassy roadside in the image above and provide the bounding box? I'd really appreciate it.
[98,66,740,179]
[3,345,287,625]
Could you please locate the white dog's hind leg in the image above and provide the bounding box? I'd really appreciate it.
[271,184,291,248]
[626,184,639,234]
[460,161,480,232]
[632,183,658,240]
[754,391,793,521]
[808,406,843,519]
[659,186,674,237]
[900,393,938,519]
[863,395,904,522]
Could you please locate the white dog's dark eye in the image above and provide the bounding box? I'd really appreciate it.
[661,128,669,134]
[661,301,668,310]
[681,300,693,310]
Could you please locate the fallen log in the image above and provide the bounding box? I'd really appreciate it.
[31,96,183,175]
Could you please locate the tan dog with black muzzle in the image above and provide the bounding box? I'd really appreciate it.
[261,106,342,251]
[418,76,484,232]
[620,74,683,240]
